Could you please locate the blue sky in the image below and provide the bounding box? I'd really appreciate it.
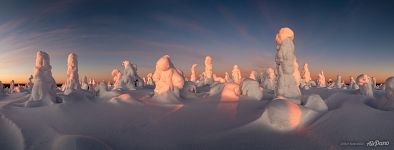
[1,0,394,83]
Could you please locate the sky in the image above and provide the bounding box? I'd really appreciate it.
[1,0,394,83]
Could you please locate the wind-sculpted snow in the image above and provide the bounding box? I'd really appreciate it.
[0,84,393,149]
[238,96,326,132]
[52,135,111,150]
[0,115,25,150]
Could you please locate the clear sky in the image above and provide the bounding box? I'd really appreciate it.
[1,0,394,83]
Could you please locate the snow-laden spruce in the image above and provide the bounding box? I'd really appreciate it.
[224,72,232,83]
[249,70,259,81]
[300,63,312,89]
[190,64,198,82]
[81,75,89,90]
[356,74,374,97]
[385,77,394,102]
[317,70,326,88]
[145,73,154,86]
[0,81,4,96]
[152,55,185,104]
[274,27,301,99]
[111,69,122,90]
[120,60,143,90]
[26,51,58,107]
[232,65,242,84]
[262,67,276,91]
[348,76,359,90]
[63,53,80,95]
[203,56,214,85]
[27,75,33,89]
[371,77,377,90]
[9,80,15,94]
[328,75,343,89]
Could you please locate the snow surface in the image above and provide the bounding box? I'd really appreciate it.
[1,85,393,150]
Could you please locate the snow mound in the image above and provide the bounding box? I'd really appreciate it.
[180,81,198,99]
[208,82,225,96]
[220,83,240,102]
[52,135,111,150]
[241,98,324,131]
[303,94,328,112]
[240,78,263,100]
[0,115,25,150]
[109,93,142,105]
[95,82,120,99]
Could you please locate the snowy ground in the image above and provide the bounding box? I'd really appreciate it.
[1,87,394,150]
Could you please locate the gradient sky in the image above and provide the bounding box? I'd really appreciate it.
[1,0,394,83]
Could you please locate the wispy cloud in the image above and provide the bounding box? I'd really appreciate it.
[153,14,225,45]
[218,5,258,44]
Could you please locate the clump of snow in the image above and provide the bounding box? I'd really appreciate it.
[220,83,240,101]
[274,27,301,99]
[240,78,263,100]
[190,64,198,82]
[203,56,214,85]
[26,51,58,107]
[231,65,242,84]
[317,70,326,88]
[152,55,185,104]
[356,74,374,97]
[63,53,80,95]
[262,67,276,91]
